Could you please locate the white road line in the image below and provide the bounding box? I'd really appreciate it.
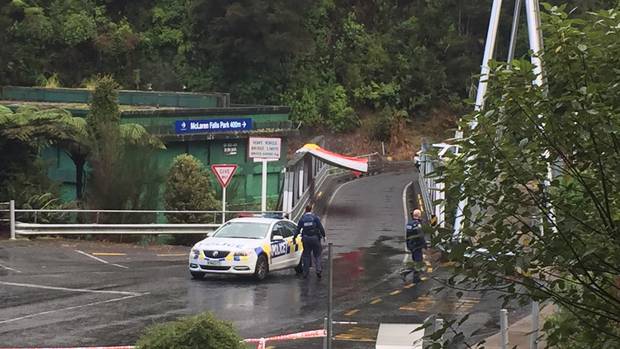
[0,294,142,325]
[0,262,21,273]
[0,281,145,296]
[323,179,356,228]
[75,250,128,269]
[402,181,413,264]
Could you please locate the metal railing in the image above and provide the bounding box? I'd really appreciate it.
[417,142,445,226]
[6,202,287,240]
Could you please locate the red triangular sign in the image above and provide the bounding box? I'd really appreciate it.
[211,164,238,188]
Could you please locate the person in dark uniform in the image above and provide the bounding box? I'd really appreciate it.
[294,205,326,278]
[402,209,426,283]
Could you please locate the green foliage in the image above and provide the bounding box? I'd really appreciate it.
[164,154,219,223]
[437,6,620,348]
[369,107,406,142]
[1,0,615,132]
[38,73,61,88]
[135,312,244,349]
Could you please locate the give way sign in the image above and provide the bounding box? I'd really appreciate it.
[211,164,238,188]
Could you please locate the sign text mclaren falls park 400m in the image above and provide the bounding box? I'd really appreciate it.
[175,118,253,134]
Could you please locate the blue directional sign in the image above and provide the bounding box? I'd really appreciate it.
[174,118,253,134]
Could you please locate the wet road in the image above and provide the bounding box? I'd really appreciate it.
[0,170,414,347]
[0,168,513,348]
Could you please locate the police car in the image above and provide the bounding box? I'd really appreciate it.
[188,217,303,281]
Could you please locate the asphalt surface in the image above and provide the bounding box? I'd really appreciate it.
[0,167,516,348]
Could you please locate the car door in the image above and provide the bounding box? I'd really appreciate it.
[269,222,290,270]
[283,221,302,267]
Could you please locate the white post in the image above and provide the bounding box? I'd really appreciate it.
[500,309,509,349]
[474,0,504,115]
[261,160,268,212]
[453,0,503,241]
[222,187,226,224]
[530,301,540,349]
[10,200,16,240]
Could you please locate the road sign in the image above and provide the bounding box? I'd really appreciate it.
[249,137,281,160]
[175,118,252,134]
[211,164,238,188]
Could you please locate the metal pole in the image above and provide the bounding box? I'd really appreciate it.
[453,0,504,241]
[10,200,16,240]
[327,242,333,349]
[323,317,328,349]
[222,186,226,224]
[530,301,540,349]
[524,0,543,87]
[474,0,504,114]
[500,308,509,349]
[507,0,523,63]
[261,160,268,213]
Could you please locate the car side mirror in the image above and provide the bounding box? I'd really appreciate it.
[272,235,284,241]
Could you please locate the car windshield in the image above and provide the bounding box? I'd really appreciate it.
[211,222,270,239]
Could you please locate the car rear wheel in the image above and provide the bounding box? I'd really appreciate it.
[254,254,269,281]
[190,271,205,280]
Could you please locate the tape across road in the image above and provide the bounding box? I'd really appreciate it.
[244,329,327,349]
[0,347,135,349]
[2,329,327,349]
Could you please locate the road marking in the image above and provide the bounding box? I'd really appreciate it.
[0,294,143,325]
[370,298,382,305]
[390,290,402,296]
[0,281,145,296]
[157,253,186,257]
[399,296,480,314]
[417,193,424,212]
[92,252,126,256]
[0,262,21,273]
[75,250,128,269]
[334,326,377,342]
[344,309,360,316]
[404,283,415,289]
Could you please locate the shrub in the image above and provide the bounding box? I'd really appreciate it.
[164,154,219,224]
[135,312,244,349]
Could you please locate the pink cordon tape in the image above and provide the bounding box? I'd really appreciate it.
[0,347,135,349]
[244,329,327,349]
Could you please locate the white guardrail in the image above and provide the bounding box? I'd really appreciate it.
[2,204,287,240]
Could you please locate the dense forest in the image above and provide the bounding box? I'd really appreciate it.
[0,0,616,131]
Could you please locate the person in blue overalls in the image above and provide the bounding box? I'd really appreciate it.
[402,209,426,283]
[294,205,326,279]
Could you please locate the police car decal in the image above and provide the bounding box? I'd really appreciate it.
[270,240,290,258]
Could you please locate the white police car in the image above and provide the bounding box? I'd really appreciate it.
[188,217,303,281]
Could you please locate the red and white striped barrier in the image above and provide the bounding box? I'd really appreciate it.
[1,347,134,349]
[244,329,327,349]
[2,329,327,349]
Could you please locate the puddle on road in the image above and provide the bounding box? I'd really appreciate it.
[332,235,404,299]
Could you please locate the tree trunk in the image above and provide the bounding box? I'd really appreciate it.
[75,158,85,200]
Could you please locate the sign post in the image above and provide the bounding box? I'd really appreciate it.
[249,137,281,213]
[211,165,238,223]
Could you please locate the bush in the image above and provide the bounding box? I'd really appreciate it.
[135,312,245,349]
[164,154,219,223]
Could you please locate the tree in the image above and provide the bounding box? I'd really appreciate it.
[164,154,219,223]
[85,76,165,215]
[438,5,620,348]
[135,312,244,349]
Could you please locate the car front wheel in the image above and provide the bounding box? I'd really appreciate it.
[254,255,269,281]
